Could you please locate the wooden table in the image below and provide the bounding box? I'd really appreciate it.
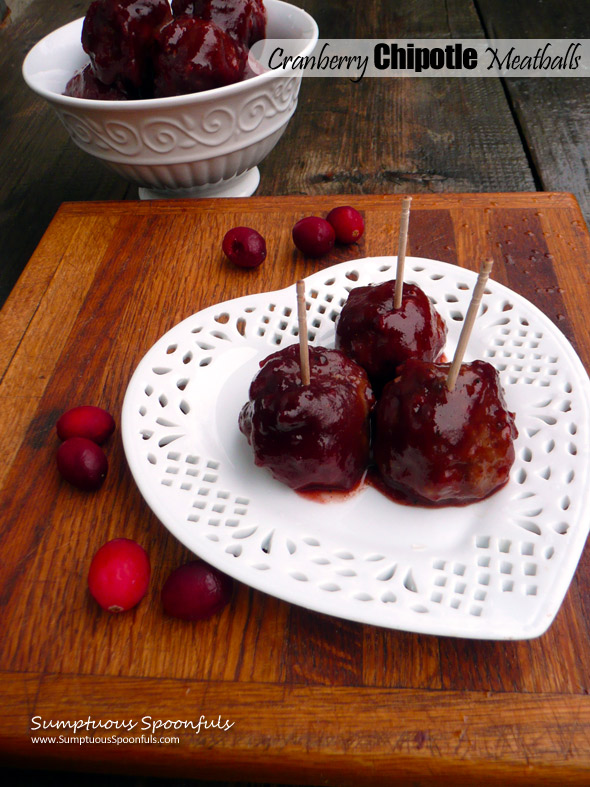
[2,192,590,786]
[3,0,590,784]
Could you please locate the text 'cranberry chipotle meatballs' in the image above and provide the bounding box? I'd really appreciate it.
[65,0,267,100]
[239,344,375,493]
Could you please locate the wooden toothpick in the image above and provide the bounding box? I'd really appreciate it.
[393,196,412,310]
[296,280,311,386]
[446,259,494,391]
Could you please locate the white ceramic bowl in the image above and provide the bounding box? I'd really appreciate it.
[22,0,318,199]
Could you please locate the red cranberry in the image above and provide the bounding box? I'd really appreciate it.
[56,406,115,445]
[56,437,108,491]
[161,560,234,621]
[88,538,150,612]
[292,217,335,258]
[222,226,267,268]
[326,206,365,244]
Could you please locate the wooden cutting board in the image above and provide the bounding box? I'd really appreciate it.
[2,193,590,785]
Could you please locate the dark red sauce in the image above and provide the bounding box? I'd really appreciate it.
[239,345,375,493]
[64,63,129,100]
[67,0,267,99]
[153,17,246,98]
[366,467,511,509]
[296,475,368,504]
[335,281,447,392]
[172,0,266,49]
[295,467,512,509]
[81,0,173,97]
[373,359,518,506]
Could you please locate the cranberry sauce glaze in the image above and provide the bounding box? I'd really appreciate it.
[373,359,518,506]
[172,0,266,49]
[153,16,245,96]
[65,0,267,99]
[239,345,375,492]
[81,0,173,97]
[335,280,447,393]
[63,63,129,99]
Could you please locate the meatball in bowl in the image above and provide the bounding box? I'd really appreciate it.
[22,0,318,198]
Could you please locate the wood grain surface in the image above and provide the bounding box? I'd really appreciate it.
[4,0,590,311]
[2,193,590,785]
[476,0,590,218]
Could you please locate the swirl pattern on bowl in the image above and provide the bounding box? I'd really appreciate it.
[22,1,318,196]
[55,74,301,163]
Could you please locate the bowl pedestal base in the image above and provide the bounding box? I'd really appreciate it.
[138,167,260,201]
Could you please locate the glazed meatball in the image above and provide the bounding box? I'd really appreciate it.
[373,358,518,505]
[239,344,375,492]
[82,0,172,96]
[172,0,266,48]
[64,63,129,99]
[153,16,246,97]
[335,280,447,392]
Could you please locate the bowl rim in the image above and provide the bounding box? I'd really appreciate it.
[22,0,319,110]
